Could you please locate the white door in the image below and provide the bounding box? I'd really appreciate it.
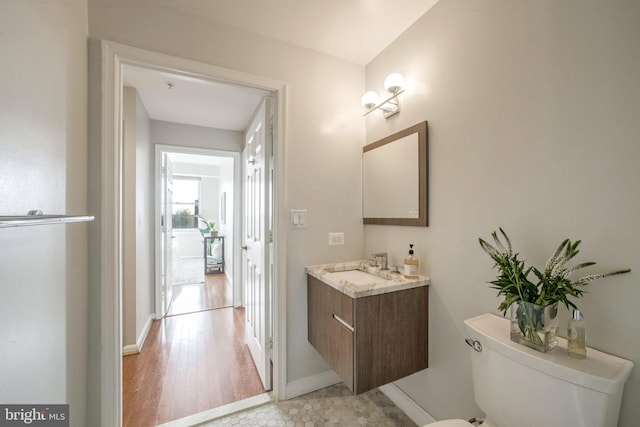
[242,99,272,390]
[161,153,175,315]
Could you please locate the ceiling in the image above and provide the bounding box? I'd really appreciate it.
[118,0,440,131]
[123,65,268,131]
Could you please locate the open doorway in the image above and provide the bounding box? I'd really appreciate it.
[101,41,287,427]
[157,150,235,317]
[155,149,237,316]
[114,56,280,426]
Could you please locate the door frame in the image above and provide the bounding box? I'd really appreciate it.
[154,145,243,318]
[100,40,288,427]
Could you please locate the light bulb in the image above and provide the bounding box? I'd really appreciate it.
[384,73,405,94]
[361,91,380,109]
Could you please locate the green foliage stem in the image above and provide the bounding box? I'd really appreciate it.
[479,228,631,313]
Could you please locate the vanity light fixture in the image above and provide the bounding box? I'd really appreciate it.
[361,73,405,119]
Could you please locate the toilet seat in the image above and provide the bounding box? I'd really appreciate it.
[425,419,473,427]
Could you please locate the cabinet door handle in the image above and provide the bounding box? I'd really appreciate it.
[332,313,354,333]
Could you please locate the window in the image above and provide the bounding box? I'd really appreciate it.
[171,177,200,228]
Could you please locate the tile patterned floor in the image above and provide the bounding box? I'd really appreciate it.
[197,384,417,427]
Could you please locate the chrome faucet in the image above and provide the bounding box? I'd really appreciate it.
[370,252,388,270]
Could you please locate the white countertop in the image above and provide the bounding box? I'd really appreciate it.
[305,260,430,298]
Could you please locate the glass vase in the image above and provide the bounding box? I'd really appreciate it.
[510,301,559,352]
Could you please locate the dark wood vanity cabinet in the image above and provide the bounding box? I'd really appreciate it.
[307,274,428,394]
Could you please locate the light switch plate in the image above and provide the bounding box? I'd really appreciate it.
[290,209,307,229]
[328,232,344,246]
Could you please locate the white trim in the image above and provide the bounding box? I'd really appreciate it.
[122,313,153,356]
[100,40,288,426]
[379,383,437,426]
[155,392,272,427]
[135,314,155,353]
[285,370,341,399]
[100,39,123,427]
[153,146,163,319]
[122,345,138,356]
[273,79,288,402]
[153,144,241,318]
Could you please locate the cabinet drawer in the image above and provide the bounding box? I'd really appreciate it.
[307,275,355,390]
[307,275,353,326]
[330,283,353,327]
[307,273,428,395]
[329,314,354,391]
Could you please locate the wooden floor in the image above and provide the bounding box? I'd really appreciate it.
[166,274,233,317]
[123,278,265,426]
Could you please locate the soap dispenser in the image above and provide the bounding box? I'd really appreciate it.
[567,310,587,359]
[404,244,419,279]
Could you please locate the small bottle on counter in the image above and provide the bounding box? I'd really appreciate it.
[404,244,419,279]
[567,310,587,359]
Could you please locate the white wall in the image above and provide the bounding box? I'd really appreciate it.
[88,6,366,392]
[122,86,137,347]
[122,87,154,349]
[201,176,220,225]
[151,120,243,152]
[365,0,640,425]
[218,158,234,280]
[135,89,154,344]
[0,1,88,426]
[87,38,103,427]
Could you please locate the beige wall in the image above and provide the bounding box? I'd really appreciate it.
[122,87,154,350]
[135,89,154,344]
[0,1,89,426]
[218,158,235,280]
[88,4,366,392]
[150,120,243,152]
[365,0,640,424]
[122,86,137,347]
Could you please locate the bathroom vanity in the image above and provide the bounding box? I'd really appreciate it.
[306,261,430,394]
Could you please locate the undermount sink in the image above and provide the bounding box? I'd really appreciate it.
[324,269,392,285]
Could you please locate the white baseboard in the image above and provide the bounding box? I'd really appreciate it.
[122,344,139,356]
[136,314,154,351]
[379,383,437,426]
[285,370,341,399]
[122,314,154,355]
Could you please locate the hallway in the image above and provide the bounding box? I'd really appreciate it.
[166,274,233,317]
[123,277,264,426]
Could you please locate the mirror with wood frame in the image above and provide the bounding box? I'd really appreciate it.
[362,121,428,226]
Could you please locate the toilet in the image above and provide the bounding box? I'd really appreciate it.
[426,313,634,427]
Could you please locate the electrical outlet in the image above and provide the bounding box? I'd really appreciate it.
[328,232,344,246]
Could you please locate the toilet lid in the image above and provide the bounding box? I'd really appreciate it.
[425,419,473,427]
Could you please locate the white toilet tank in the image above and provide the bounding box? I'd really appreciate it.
[464,314,634,427]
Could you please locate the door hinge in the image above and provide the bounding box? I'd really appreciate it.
[269,230,274,243]
[267,337,273,349]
